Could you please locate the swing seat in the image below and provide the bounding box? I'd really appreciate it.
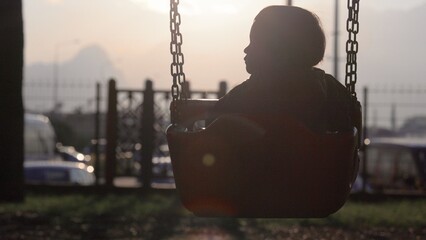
[167,100,359,218]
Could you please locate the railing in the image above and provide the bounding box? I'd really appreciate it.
[102,79,227,188]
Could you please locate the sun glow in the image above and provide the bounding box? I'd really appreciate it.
[45,0,63,4]
[131,0,240,15]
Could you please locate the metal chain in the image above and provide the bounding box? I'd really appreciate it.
[170,0,186,124]
[345,0,360,97]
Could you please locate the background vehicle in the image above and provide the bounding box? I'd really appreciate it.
[24,113,57,160]
[57,144,91,164]
[152,144,174,180]
[361,137,426,193]
[24,161,95,186]
[351,174,373,193]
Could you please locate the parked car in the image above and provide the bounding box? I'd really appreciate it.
[152,155,174,178]
[24,161,95,186]
[152,144,174,179]
[360,137,426,192]
[351,174,373,193]
[56,144,91,164]
[24,113,56,161]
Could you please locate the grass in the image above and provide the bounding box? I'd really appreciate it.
[255,199,426,229]
[331,200,426,228]
[0,192,183,239]
[1,192,425,239]
[1,192,425,227]
[0,193,179,219]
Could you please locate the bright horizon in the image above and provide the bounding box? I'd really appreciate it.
[24,0,426,90]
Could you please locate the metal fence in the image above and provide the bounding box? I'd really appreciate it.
[361,85,426,137]
[102,79,227,188]
[24,79,105,114]
[23,79,426,191]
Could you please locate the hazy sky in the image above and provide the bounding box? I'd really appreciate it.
[23,0,426,90]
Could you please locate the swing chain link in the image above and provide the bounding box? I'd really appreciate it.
[170,0,187,123]
[345,0,360,97]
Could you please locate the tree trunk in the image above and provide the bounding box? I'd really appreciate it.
[0,0,24,202]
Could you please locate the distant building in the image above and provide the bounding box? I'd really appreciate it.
[398,116,426,137]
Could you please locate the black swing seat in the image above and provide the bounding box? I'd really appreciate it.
[167,99,359,218]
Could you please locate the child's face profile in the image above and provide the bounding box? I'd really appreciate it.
[244,22,273,75]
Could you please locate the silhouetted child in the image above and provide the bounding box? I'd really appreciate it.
[212,5,357,132]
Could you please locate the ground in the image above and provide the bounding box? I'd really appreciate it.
[1,213,425,240]
[0,192,425,240]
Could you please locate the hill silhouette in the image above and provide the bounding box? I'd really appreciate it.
[24,44,123,112]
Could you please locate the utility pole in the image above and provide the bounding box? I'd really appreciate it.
[334,0,339,79]
[287,0,292,6]
[391,103,396,132]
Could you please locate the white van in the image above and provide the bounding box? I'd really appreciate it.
[24,113,57,160]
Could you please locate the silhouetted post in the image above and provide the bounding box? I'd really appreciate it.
[218,81,228,98]
[94,82,101,185]
[362,87,368,193]
[141,80,155,189]
[334,0,339,79]
[105,79,117,187]
[391,103,396,132]
[182,81,191,99]
[0,0,24,202]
